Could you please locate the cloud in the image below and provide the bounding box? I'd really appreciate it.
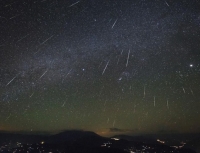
[109,128,124,132]
[109,128,138,133]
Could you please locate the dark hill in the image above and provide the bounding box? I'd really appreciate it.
[47,130,107,144]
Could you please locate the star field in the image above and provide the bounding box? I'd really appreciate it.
[0,0,200,136]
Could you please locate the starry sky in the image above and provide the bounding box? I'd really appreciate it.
[0,0,200,136]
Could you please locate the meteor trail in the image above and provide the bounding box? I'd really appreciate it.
[167,99,169,109]
[68,1,80,7]
[6,73,20,86]
[62,102,66,107]
[165,0,169,7]
[117,49,123,65]
[5,114,11,121]
[39,69,48,80]
[107,118,109,124]
[113,119,116,127]
[182,87,185,94]
[30,92,34,98]
[126,50,130,67]
[102,60,110,75]
[111,18,118,29]
[41,35,54,45]
[62,68,73,83]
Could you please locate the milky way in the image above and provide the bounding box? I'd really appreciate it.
[0,0,200,136]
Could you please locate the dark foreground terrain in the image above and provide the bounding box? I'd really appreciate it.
[0,130,198,153]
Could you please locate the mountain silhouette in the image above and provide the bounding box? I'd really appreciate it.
[48,130,106,144]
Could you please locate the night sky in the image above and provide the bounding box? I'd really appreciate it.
[0,0,200,136]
